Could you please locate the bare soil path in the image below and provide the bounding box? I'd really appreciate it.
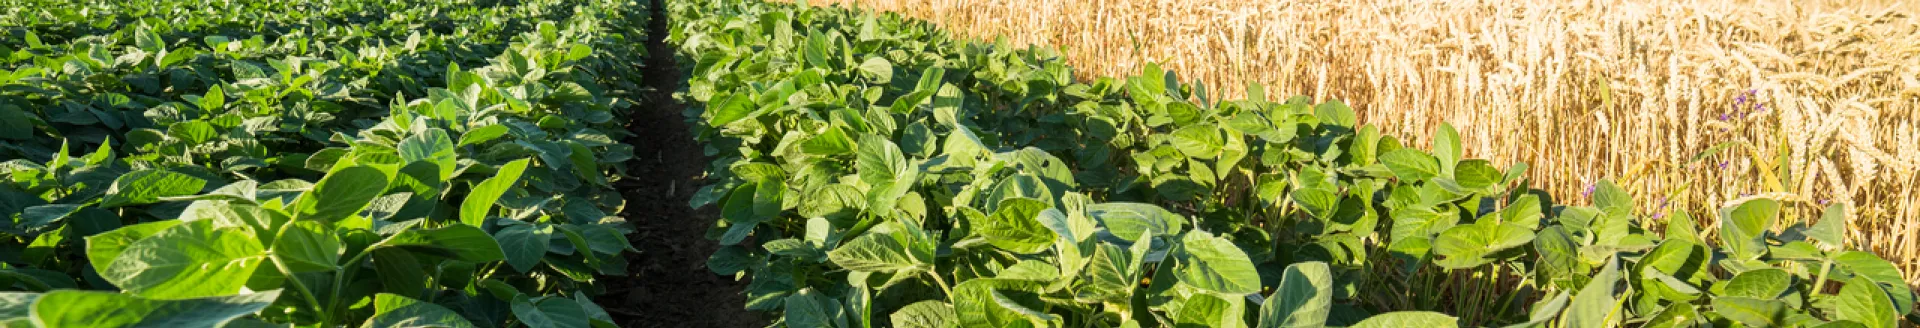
[598,0,764,326]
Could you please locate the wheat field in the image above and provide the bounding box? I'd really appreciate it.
[789,0,1920,283]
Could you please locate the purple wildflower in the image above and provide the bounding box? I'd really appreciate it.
[1819,199,1831,205]
[1736,94,1748,105]
[1652,211,1668,220]
[1719,161,1729,169]
[1719,114,1730,121]
[1583,184,1596,198]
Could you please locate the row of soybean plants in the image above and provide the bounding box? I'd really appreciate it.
[667,0,1918,327]
[0,0,649,326]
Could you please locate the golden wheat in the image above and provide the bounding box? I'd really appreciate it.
[789,0,1920,284]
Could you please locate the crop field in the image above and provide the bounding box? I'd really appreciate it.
[791,0,1920,286]
[0,0,1915,327]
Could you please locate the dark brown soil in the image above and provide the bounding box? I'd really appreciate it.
[598,0,765,327]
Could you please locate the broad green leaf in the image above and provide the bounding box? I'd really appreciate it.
[462,159,531,226]
[801,126,857,155]
[1591,180,1633,216]
[1177,293,1247,328]
[496,224,554,273]
[890,301,956,328]
[1722,268,1790,299]
[1432,123,1461,175]
[271,221,341,272]
[512,296,590,328]
[1349,311,1458,328]
[1258,261,1332,328]
[1829,251,1914,314]
[0,106,34,140]
[1314,100,1357,127]
[858,57,893,83]
[102,169,208,208]
[953,279,1051,327]
[1171,124,1224,158]
[167,121,218,144]
[786,288,844,328]
[85,221,182,273]
[1379,149,1439,181]
[364,293,477,328]
[1432,222,1534,269]
[1836,277,1898,328]
[1712,296,1788,327]
[1566,256,1621,328]
[1450,160,1502,193]
[459,125,511,147]
[399,129,457,180]
[30,289,279,327]
[381,225,507,262]
[294,166,390,223]
[827,232,924,272]
[1806,203,1848,247]
[1719,198,1779,260]
[101,220,266,299]
[803,31,833,69]
[1086,202,1185,240]
[976,198,1057,254]
[1177,231,1262,295]
[856,134,909,185]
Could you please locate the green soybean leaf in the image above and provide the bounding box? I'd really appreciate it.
[1836,277,1898,328]
[1566,256,1622,328]
[975,198,1057,254]
[1349,311,1458,328]
[459,125,511,147]
[167,121,217,144]
[1806,203,1848,247]
[399,129,457,180]
[1722,268,1790,299]
[462,159,531,226]
[1432,123,1461,175]
[785,288,845,328]
[1719,198,1779,261]
[890,301,956,328]
[1591,180,1633,216]
[803,31,833,69]
[271,221,341,272]
[382,224,507,262]
[1177,231,1262,295]
[1432,222,1534,269]
[1087,202,1185,241]
[858,57,893,83]
[1258,261,1332,328]
[30,289,280,327]
[1380,149,1440,181]
[1176,293,1246,328]
[496,224,553,273]
[102,169,207,208]
[293,166,390,223]
[85,221,183,273]
[364,293,477,328]
[101,220,266,299]
[1171,124,1224,158]
[0,105,35,140]
[856,134,909,185]
[512,296,590,328]
[1711,296,1788,327]
[827,232,923,272]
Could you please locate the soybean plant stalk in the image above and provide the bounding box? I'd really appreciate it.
[325,247,378,324]
[269,253,332,326]
[925,270,954,296]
